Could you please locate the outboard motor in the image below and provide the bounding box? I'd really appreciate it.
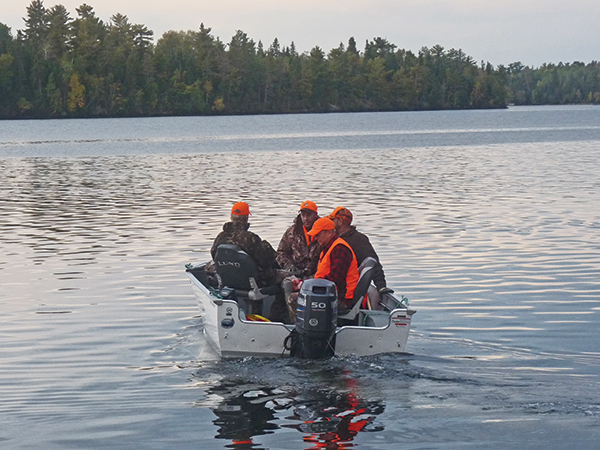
[292,279,338,359]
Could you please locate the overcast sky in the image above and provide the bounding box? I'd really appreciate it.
[3,0,599,67]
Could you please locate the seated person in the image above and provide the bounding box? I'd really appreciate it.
[210,201,279,288]
[277,201,323,322]
[286,217,359,322]
[276,200,322,278]
[328,206,393,296]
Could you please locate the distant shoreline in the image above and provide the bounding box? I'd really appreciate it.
[5,103,600,123]
[0,104,513,121]
[1,3,598,120]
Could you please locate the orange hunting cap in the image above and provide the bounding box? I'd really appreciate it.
[231,201,250,216]
[327,206,353,223]
[299,200,318,213]
[307,217,335,236]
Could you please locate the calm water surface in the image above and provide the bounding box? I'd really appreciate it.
[1,106,600,449]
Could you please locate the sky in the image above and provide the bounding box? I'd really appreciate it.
[3,0,599,68]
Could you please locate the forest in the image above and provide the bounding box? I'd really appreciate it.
[1,1,599,119]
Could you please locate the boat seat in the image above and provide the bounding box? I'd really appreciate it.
[214,244,279,315]
[337,257,379,323]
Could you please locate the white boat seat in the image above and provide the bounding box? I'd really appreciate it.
[337,256,379,322]
[214,244,280,314]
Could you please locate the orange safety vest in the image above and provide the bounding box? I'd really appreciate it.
[302,225,313,247]
[315,237,359,300]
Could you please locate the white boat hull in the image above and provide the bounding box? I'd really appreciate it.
[187,269,416,358]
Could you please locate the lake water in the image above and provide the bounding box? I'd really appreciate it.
[1,105,600,449]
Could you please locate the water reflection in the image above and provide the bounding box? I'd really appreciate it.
[194,365,386,449]
[203,382,285,447]
[289,383,384,449]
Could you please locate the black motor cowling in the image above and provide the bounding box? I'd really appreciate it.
[291,278,338,359]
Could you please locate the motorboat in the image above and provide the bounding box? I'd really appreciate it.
[185,244,416,359]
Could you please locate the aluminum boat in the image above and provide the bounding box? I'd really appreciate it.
[185,244,416,358]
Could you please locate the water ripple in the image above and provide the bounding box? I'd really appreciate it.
[1,110,600,448]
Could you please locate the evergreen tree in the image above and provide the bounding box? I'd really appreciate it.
[3,1,600,119]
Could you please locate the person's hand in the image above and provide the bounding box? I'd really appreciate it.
[378,287,394,295]
[291,278,303,291]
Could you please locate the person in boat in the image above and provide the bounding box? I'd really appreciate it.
[286,217,360,322]
[327,206,393,296]
[210,201,279,287]
[276,200,322,278]
[276,200,321,322]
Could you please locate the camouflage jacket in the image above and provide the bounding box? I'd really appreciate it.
[210,221,279,285]
[276,215,321,278]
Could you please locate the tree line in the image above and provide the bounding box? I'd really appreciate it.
[1,1,599,119]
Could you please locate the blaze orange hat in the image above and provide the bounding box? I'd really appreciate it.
[231,201,250,216]
[299,200,318,213]
[307,217,335,236]
[328,206,353,223]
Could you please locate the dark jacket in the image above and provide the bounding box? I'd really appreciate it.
[339,226,387,290]
[276,214,321,278]
[211,221,278,285]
